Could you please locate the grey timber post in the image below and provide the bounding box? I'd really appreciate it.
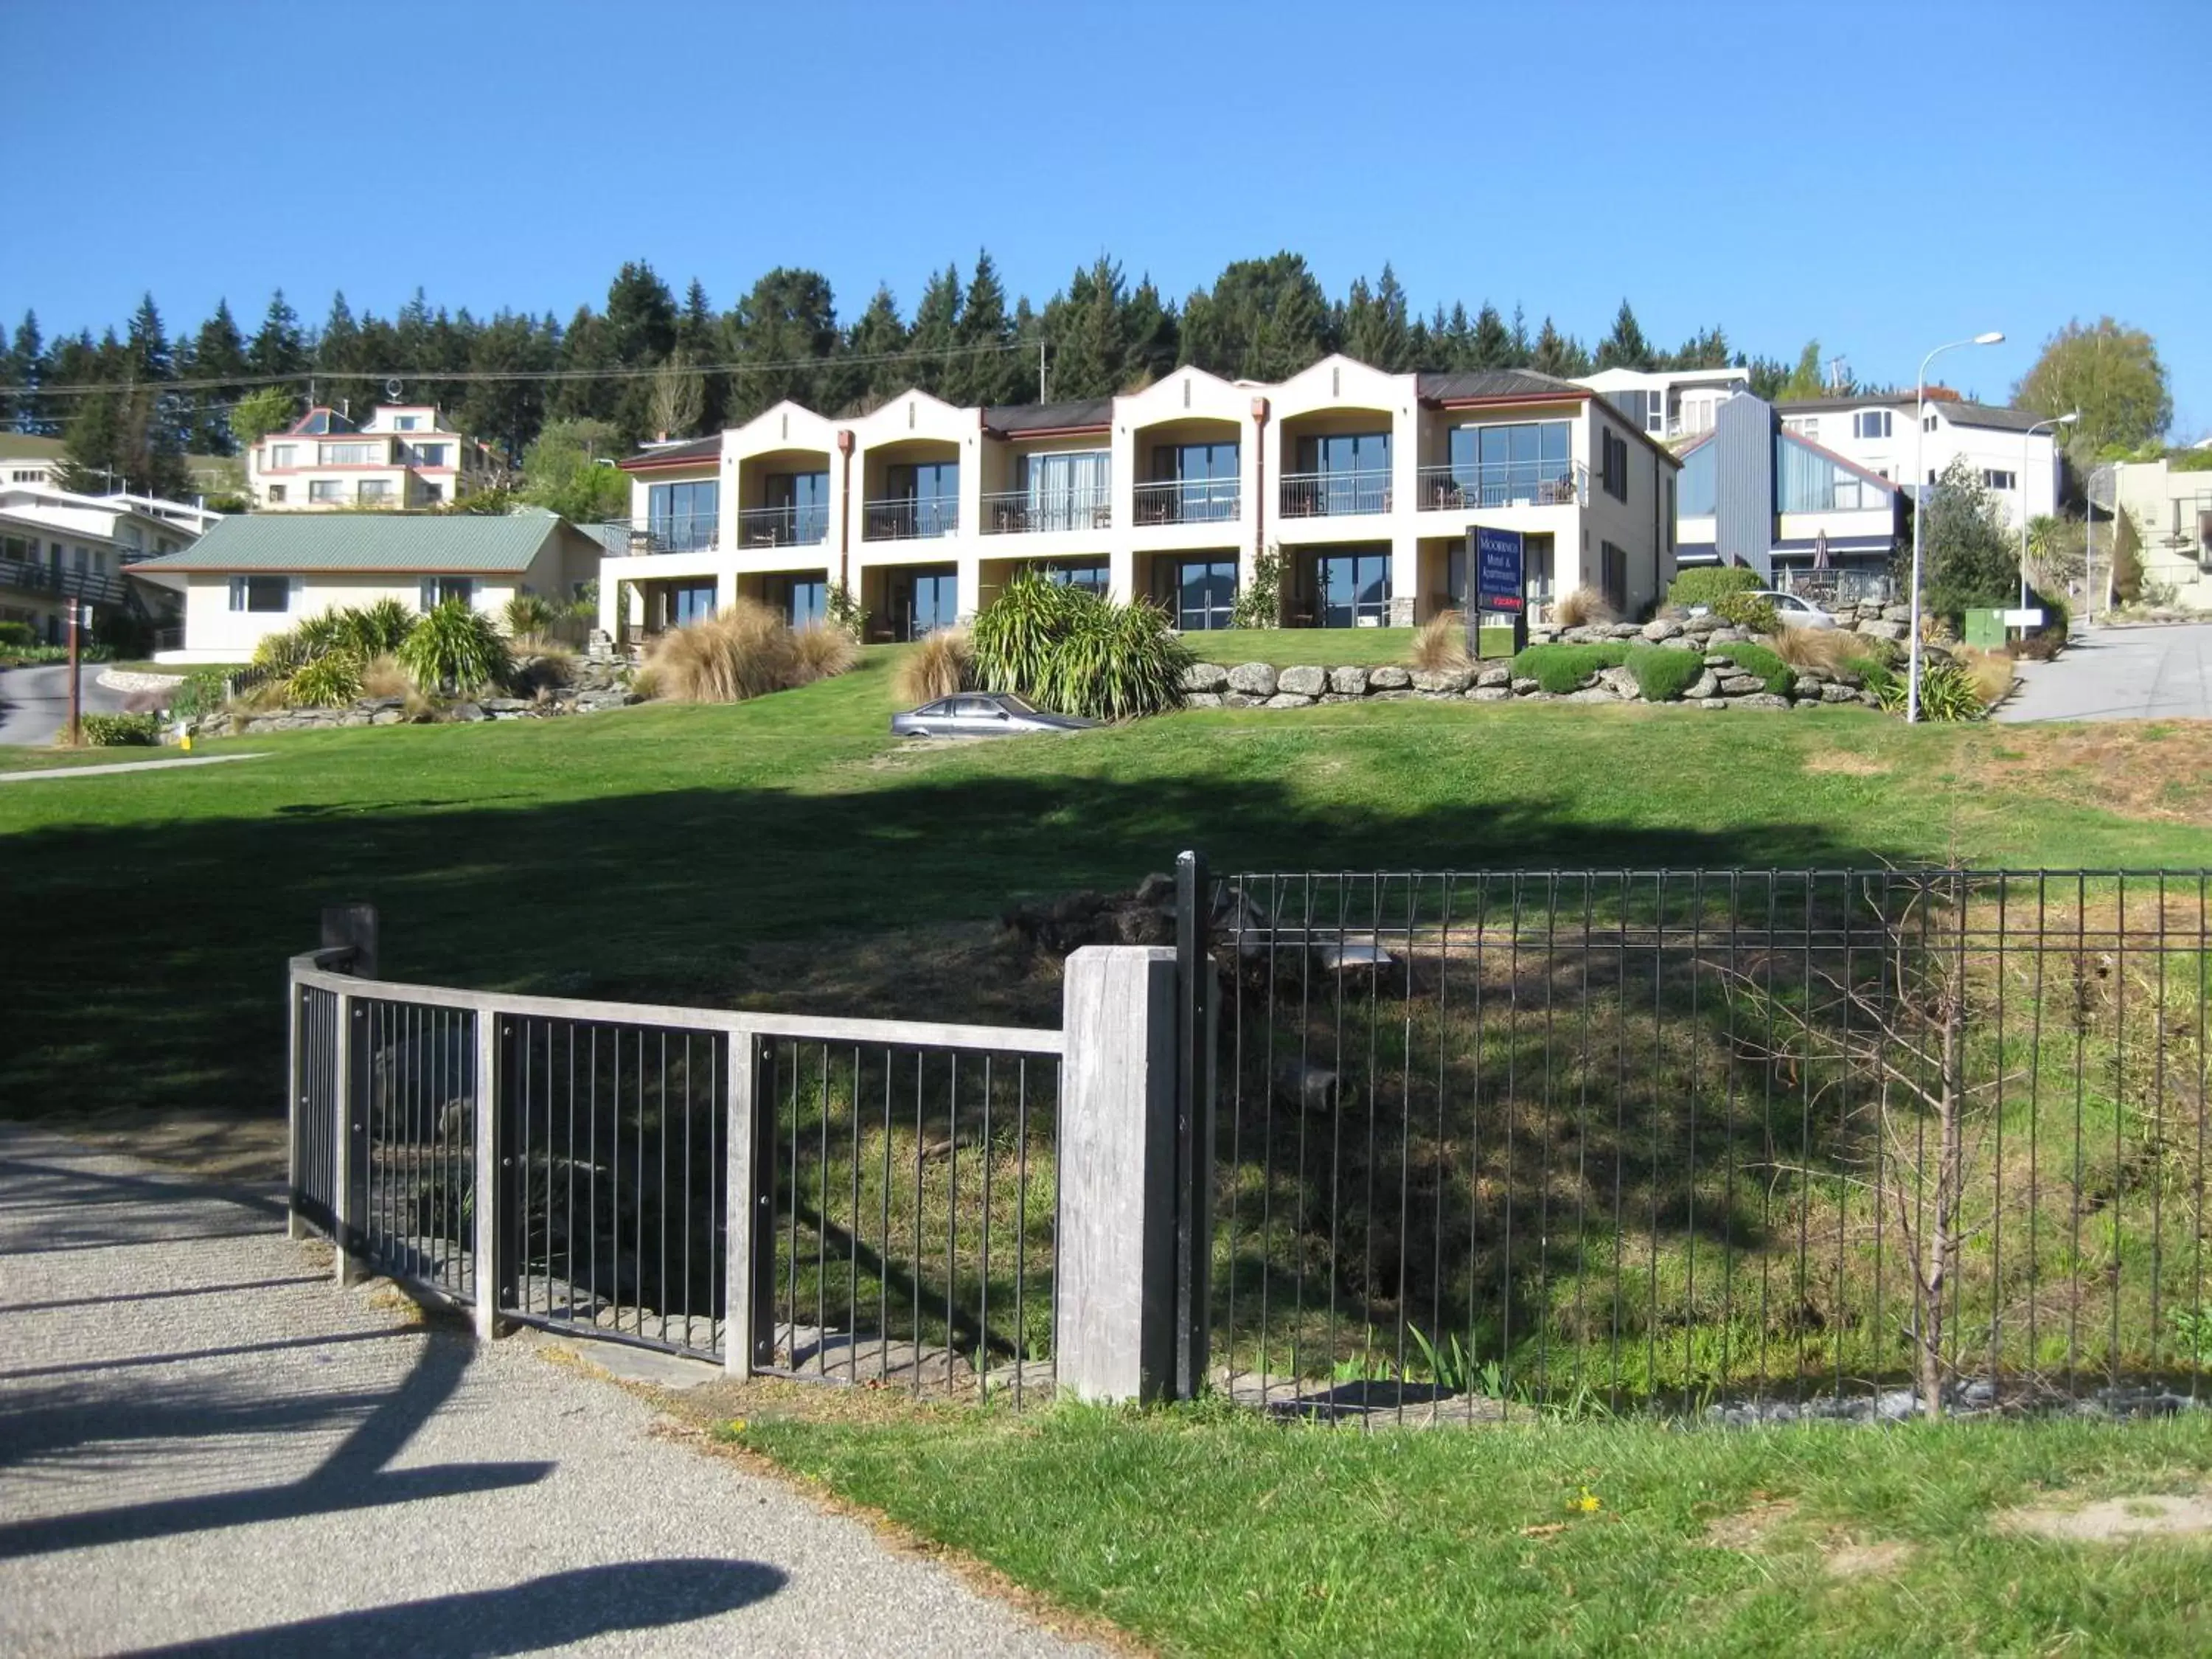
[472,1007,501,1340]
[1055,945,1180,1403]
[286,976,307,1241]
[330,991,361,1285]
[725,1031,762,1378]
[321,902,379,978]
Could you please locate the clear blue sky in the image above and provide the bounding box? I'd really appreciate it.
[5,0,2207,431]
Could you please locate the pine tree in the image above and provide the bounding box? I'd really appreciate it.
[1121,275,1178,391]
[1469,303,1512,369]
[1342,265,1411,371]
[726,267,840,422]
[949,251,1017,406]
[675,279,726,432]
[187,300,248,453]
[1595,298,1653,371]
[248,291,307,383]
[906,265,962,398]
[10,311,44,434]
[1509,305,1531,367]
[550,305,619,427]
[841,285,909,411]
[1531,316,1589,378]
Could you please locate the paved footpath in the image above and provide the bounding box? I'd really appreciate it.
[0,1126,1096,1658]
[1999,620,2212,722]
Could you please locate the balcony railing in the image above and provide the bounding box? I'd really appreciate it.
[1280,467,1392,519]
[587,518,720,557]
[863,498,958,541]
[1131,478,1240,526]
[0,556,132,608]
[980,487,1113,536]
[737,504,831,549]
[1413,460,1587,512]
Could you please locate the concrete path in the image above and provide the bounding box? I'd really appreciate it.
[1999,621,2212,723]
[0,1126,1096,1658]
[0,753,268,784]
[0,662,131,747]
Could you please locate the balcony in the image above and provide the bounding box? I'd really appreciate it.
[863,498,959,542]
[0,556,132,608]
[1413,460,1586,512]
[737,505,830,549]
[1132,479,1239,526]
[980,486,1112,536]
[588,517,720,557]
[1280,468,1391,519]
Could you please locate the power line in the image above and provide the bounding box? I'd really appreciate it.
[0,337,1040,402]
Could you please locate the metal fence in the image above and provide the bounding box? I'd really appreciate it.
[290,981,342,1239]
[353,996,479,1304]
[1197,868,2212,1420]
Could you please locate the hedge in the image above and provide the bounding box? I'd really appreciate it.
[1665,567,1763,611]
[80,712,161,747]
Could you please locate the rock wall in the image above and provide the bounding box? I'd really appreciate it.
[188,656,641,737]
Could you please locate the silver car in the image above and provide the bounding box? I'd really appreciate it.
[1751,590,1838,629]
[891,690,1099,739]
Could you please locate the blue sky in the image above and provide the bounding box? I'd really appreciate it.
[5,0,2208,431]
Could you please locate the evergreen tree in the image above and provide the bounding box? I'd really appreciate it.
[1341,264,1411,371]
[603,260,678,437]
[458,310,554,461]
[1530,316,1589,378]
[187,300,247,453]
[1121,275,1178,391]
[675,279,726,433]
[725,267,840,422]
[906,265,962,398]
[1595,298,1654,371]
[1179,253,1332,381]
[1470,302,1513,369]
[841,284,909,411]
[1040,257,1131,400]
[1509,305,1531,367]
[550,305,619,428]
[248,291,307,383]
[949,250,1018,406]
[9,311,44,433]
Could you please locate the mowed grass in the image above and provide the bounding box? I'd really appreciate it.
[730,1402,2212,1657]
[1,644,2204,1124]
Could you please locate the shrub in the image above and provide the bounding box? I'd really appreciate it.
[823,580,867,639]
[793,625,858,684]
[167,667,232,720]
[286,650,365,708]
[1721,641,1796,698]
[894,627,973,704]
[1625,644,1706,703]
[251,625,316,673]
[973,569,1083,695]
[1665,566,1763,612]
[1411,611,1470,672]
[1230,545,1283,629]
[0,620,35,649]
[340,598,416,658]
[1958,646,2017,709]
[1509,641,1629,693]
[80,712,161,746]
[502,591,559,639]
[1714,591,1779,634]
[361,653,414,698]
[1876,653,1987,721]
[1551,585,1616,627]
[1038,597,1191,720]
[399,599,512,695]
[641,600,801,703]
[1766,626,1863,672]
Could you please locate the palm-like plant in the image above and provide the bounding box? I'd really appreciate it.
[399,600,512,695]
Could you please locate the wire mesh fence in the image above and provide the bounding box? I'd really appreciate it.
[349,997,478,1304]
[1203,869,2212,1422]
[495,1015,727,1360]
[756,1036,1061,1406]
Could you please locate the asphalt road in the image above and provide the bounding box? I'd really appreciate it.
[0,662,131,746]
[0,1126,1097,1658]
[1997,622,2212,723]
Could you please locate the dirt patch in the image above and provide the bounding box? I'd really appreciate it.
[1970,724,2212,826]
[10,1103,288,1183]
[1702,1498,1799,1551]
[1820,1538,1914,1578]
[1802,752,1890,778]
[1997,1492,2212,1543]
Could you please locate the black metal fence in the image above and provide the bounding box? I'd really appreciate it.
[351,997,478,1305]
[755,1036,1062,1406]
[1199,868,2212,1419]
[291,983,341,1239]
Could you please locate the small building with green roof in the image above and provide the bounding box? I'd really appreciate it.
[126,509,602,663]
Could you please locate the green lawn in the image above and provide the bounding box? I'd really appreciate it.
[730,1402,2212,1657]
[1,647,2202,1122]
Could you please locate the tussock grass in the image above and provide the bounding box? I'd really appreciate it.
[1767,627,1865,671]
[1554,585,1618,627]
[793,625,859,684]
[1411,611,1471,672]
[1959,646,2017,708]
[893,628,974,705]
[643,601,852,704]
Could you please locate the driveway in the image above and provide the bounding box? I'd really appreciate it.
[1997,622,2212,723]
[0,662,131,746]
[0,1126,1096,1657]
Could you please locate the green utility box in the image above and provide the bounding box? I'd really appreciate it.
[1962,608,2008,649]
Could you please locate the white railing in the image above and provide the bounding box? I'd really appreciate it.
[980,487,1113,535]
[1132,479,1240,526]
[1413,460,1586,511]
[1280,467,1391,518]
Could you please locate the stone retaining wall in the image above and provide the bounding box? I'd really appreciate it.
[187,657,640,737]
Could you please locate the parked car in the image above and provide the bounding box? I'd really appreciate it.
[891,690,1099,739]
[1751,590,1837,629]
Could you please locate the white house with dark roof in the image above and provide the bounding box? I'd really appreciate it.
[0,484,215,644]
[599,355,1680,645]
[1773,390,2062,529]
[127,509,601,663]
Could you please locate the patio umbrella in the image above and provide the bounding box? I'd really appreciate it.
[1812,531,1830,569]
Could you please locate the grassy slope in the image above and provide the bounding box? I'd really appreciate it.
[738,1403,2212,1658]
[1,647,2201,1121]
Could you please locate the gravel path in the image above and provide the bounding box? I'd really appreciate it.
[0,1125,1098,1658]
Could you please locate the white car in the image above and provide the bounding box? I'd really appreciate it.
[1750,590,1837,629]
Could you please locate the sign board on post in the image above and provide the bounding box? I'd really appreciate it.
[1467,526,1527,657]
[1999,608,2045,629]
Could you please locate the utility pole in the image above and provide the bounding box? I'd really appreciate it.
[1038,341,1047,403]
[66,599,83,746]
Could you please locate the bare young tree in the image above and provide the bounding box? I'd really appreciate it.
[648,353,704,440]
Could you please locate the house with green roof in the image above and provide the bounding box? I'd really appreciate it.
[125,509,602,664]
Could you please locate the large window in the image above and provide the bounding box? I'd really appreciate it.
[1290,431,1391,515]
[1016,449,1110,532]
[1854,410,1893,439]
[1140,442,1239,523]
[881,460,959,539]
[1043,560,1110,597]
[1601,430,1630,501]
[765,470,832,544]
[405,442,451,467]
[892,565,960,639]
[648,479,720,552]
[1609,388,1663,433]
[308,480,346,502]
[1775,435,1882,512]
[319,441,380,465]
[660,580,717,629]
[1983,468,2017,492]
[1449,420,1573,507]
[356,479,394,504]
[266,444,296,469]
[764,574,828,630]
[419,577,475,611]
[1166,557,1237,631]
[1315,550,1391,627]
[229,575,289,613]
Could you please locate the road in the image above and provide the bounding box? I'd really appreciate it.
[0,1126,1096,1658]
[1997,622,2212,723]
[0,662,131,746]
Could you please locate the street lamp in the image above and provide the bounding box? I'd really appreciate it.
[2019,411,2078,608]
[1907,331,2005,723]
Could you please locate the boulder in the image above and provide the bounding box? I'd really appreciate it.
[1564,687,1618,703]
[1718,674,1766,695]
[1320,692,1363,704]
[1882,604,1912,622]
[1327,666,1369,695]
[1475,664,1511,688]
[1221,691,1262,709]
[446,701,487,722]
[1226,662,1279,697]
[371,709,406,726]
[1683,613,1722,634]
[1703,653,1736,668]
[361,696,405,712]
[1700,698,1729,709]
[1277,664,1328,697]
[1184,692,1225,709]
[1366,666,1411,690]
[1510,677,1541,695]
[1857,619,1907,641]
[1369,688,1419,701]
[1596,665,1641,700]
[1410,667,1472,694]
[1182,662,1229,694]
[1686,670,1720,700]
[481,697,532,713]
[1709,626,1751,644]
[338,712,371,728]
[1820,681,1862,703]
[1736,692,1792,710]
[1265,692,1315,709]
[1641,616,1685,641]
[1470,686,1512,702]
[573,690,629,712]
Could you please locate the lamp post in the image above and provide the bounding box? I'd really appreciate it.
[2020,411,2079,608]
[1907,331,2005,723]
